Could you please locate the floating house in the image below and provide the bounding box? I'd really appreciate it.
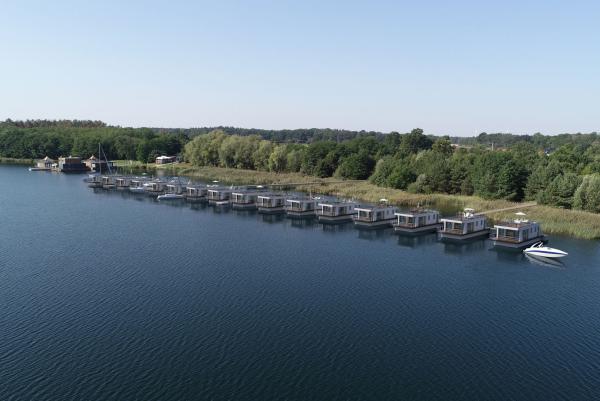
[30,156,55,171]
[165,182,186,195]
[144,180,168,196]
[87,174,103,188]
[101,175,117,189]
[129,178,150,193]
[115,176,132,189]
[285,197,317,217]
[393,209,441,234]
[85,155,114,173]
[489,213,544,248]
[257,194,286,214]
[439,208,488,240]
[317,201,358,223]
[57,156,88,173]
[207,188,232,206]
[231,191,262,210]
[185,185,208,202]
[354,205,399,228]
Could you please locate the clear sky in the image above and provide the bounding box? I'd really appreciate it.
[1,0,598,136]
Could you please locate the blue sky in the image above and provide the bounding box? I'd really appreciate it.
[1,0,598,135]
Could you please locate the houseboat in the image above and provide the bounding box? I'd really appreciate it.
[115,176,132,189]
[56,156,88,173]
[185,185,208,202]
[257,194,286,214]
[489,213,545,248]
[101,175,117,189]
[393,209,441,235]
[165,181,186,195]
[85,155,115,173]
[87,174,102,188]
[129,178,150,193]
[231,191,262,210]
[207,188,232,206]
[354,205,399,228]
[317,201,358,223]
[29,156,55,171]
[144,180,168,196]
[285,197,317,217]
[439,208,488,241]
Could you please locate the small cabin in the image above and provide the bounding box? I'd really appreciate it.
[87,174,102,188]
[58,156,88,173]
[439,208,488,240]
[101,175,117,189]
[231,191,262,209]
[490,213,544,248]
[317,201,358,223]
[185,185,207,201]
[155,155,177,165]
[115,176,131,189]
[144,180,168,195]
[85,155,114,173]
[354,205,399,227]
[257,194,286,213]
[35,156,55,170]
[394,209,440,234]
[207,188,232,205]
[285,198,317,217]
[166,182,186,195]
[129,178,149,192]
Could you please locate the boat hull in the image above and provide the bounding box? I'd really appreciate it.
[438,229,489,241]
[394,223,441,235]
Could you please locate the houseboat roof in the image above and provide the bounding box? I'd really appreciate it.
[41,156,55,161]
[395,208,438,217]
[318,201,358,207]
[493,213,538,230]
[257,193,285,199]
[286,197,316,203]
[355,205,398,212]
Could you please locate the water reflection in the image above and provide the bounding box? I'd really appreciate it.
[356,228,394,242]
[524,253,566,269]
[261,213,285,224]
[288,218,317,229]
[321,222,353,234]
[442,238,487,254]
[396,233,438,248]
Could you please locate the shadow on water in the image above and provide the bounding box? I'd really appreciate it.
[320,222,354,234]
[396,233,438,248]
[260,213,286,224]
[232,209,258,219]
[288,218,317,229]
[356,227,394,242]
[189,202,209,212]
[442,238,487,255]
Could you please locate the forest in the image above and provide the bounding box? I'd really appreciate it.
[2,119,600,212]
[184,129,600,213]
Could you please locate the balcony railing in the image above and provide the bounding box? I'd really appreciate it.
[490,235,520,243]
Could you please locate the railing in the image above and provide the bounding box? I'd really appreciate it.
[355,216,374,222]
[286,206,312,212]
[441,228,464,234]
[490,235,520,243]
[395,222,417,228]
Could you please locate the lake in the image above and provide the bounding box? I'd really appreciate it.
[1,165,599,400]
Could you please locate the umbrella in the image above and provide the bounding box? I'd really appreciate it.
[515,212,527,216]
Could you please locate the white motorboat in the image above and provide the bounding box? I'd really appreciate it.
[523,242,568,258]
[157,193,184,201]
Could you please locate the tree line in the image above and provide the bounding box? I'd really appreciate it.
[0,125,186,162]
[185,129,600,212]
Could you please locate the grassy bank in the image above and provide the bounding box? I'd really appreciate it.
[0,157,34,165]
[163,164,600,240]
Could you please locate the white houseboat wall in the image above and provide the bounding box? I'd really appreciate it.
[166,182,186,195]
[354,205,399,228]
[231,191,262,210]
[185,186,208,202]
[439,208,489,241]
[317,201,358,223]
[257,194,286,214]
[285,198,317,217]
[394,209,441,234]
[115,176,132,189]
[129,178,150,193]
[490,213,544,248]
[144,180,168,196]
[101,175,117,189]
[207,188,232,206]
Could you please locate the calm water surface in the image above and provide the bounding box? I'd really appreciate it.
[1,165,599,400]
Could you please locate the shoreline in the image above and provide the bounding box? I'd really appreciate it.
[10,159,600,239]
[165,164,600,240]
